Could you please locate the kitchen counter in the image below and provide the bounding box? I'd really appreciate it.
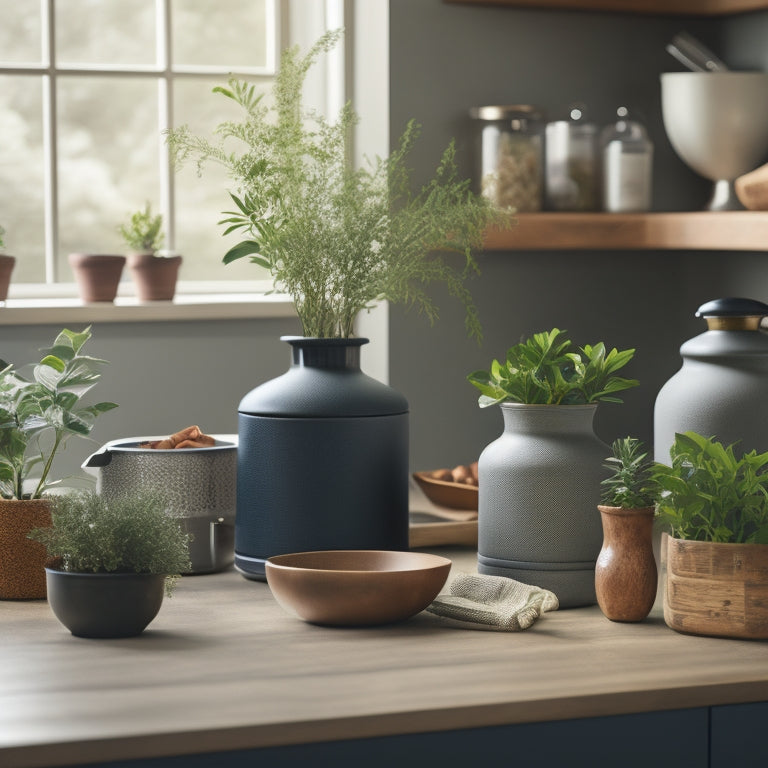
[2,547,768,768]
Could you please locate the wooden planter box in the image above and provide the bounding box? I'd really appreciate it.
[662,533,768,639]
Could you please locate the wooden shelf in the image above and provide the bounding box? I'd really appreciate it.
[445,0,768,16]
[483,211,768,251]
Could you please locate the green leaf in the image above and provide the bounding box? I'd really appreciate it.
[223,240,261,264]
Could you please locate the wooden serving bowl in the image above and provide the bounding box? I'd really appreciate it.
[412,472,478,510]
[265,550,451,626]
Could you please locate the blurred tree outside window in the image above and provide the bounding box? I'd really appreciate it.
[0,0,277,291]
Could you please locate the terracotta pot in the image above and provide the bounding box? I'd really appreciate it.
[0,254,15,301]
[595,505,657,622]
[68,253,126,302]
[0,498,52,599]
[663,533,768,639]
[128,253,182,301]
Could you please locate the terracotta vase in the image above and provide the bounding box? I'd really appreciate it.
[69,253,126,302]
[0,498,52,599]
[595,505,657,622]
[127,252,182,301]
[0,254,15,301]
[663,534,768,639]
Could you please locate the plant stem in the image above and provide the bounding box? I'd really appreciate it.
[32,431,63,499]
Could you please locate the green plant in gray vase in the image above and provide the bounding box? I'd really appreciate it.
[601,437,658,509]
[653,430,768,544]
[467,327,639,406]
[29,490,191,595]
[166,29,511,340]
[118,202,164,254]
[0,327,117,499]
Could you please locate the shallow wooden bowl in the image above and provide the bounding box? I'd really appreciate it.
[265,550,452,626]
[412,472,478,510]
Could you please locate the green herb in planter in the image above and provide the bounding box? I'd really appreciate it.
[653,430,768,544]
[601,437,658,509]
[0,327,117,500]
[167,29,510,340]
[467,328,638,407]
[29,490,191,595]
[118,202,164,254]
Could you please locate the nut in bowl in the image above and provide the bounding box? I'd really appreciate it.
[413,462,479,510]
[265,550,452,627]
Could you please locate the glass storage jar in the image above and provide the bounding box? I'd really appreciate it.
[544,106,599,211]
[470,104,545,212]
[600,107,653,212]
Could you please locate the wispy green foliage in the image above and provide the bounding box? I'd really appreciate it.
[654,431,768,544]
[29,490,191,594]
[166,29,510,339]
[0,224,5,250]
[601,437,658,508]
[467,328,638,407]
[0,327,117,499]
[118,202,164,253]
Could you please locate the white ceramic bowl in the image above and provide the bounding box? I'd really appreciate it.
[660,72,768,209]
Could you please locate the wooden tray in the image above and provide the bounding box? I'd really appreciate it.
[412,472,478,510]
[409,512,478,549]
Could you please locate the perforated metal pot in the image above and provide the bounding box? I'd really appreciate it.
[83,435,237,574]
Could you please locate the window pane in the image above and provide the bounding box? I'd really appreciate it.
[0,0,42,64]
[56,0,157,67]
[0,76,46,282]
[173,77,271,281]
[57,77,160,279]
[172,0,268,68]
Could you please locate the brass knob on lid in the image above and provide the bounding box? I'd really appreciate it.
[695,297,768,331]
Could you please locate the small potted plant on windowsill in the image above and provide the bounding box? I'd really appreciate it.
[0,225,16,303]
[118,202,181,301]
[596,437,658,623]
[29,490,191,638]
[0,327,117,599]
[466,328,639,608]
[654,430,768,640]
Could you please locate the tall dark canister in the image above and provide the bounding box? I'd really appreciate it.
[655,297,768,462]
[235,336,409,581]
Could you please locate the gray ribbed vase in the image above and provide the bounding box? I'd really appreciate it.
[477,403,607,608]
[235,336,409,581]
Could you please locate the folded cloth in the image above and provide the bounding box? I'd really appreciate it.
[425,572,559,631]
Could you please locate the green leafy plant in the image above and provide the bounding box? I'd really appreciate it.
[166,29,510,339]
[29,490,191,595]
[118,202,164,254]
[0,327,117,499]
[467,328,638,407]
[653,431,768,544]
[601,437,658,509]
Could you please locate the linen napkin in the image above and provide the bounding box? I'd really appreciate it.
[425,572,559,631]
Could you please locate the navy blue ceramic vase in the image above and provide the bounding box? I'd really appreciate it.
[235,336,410,580]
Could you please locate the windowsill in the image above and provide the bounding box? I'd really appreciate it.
[0,292,297,325]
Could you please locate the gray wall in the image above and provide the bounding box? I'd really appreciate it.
[388,0,768,470]
[1,316,301,486]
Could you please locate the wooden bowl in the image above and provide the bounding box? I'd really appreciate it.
[265,550,452,626]
[413,472,478,510]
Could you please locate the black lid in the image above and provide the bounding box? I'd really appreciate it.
[695,297,768,318]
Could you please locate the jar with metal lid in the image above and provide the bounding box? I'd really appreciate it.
[601,107,653,212]
[544,106,599,211]
[654,297,768,463]
[470,104,544,212]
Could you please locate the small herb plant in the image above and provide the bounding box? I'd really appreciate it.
[601,437,657,509]
[118,202,164,254]
[653,431,768,544]
[29,490,191,595]
[0,327,117,500]
[467,328,638,407]
[166,29,510,339]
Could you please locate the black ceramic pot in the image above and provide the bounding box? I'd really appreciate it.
[235,337,409,580]
[45,569,165,638]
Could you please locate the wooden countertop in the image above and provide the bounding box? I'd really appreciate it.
[2,548,768,768]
